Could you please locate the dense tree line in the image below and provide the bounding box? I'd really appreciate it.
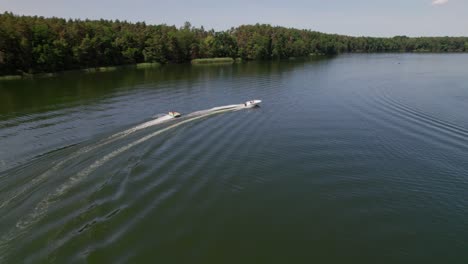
[1,12,467,75]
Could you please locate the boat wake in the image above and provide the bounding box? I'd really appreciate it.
[0,102,258,261]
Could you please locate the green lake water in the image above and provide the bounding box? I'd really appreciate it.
[0,54,467,263]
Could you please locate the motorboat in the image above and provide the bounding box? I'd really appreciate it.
[168,111,181,118]
[244,100,262,108]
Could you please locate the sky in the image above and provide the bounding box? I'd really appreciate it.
[0,0,467,37]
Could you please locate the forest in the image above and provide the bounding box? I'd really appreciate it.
[1,12,468,75]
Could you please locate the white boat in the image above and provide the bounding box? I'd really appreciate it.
[168,111,181,118]
[244,100,262,108]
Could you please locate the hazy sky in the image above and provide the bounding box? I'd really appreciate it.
[1,0,467,37]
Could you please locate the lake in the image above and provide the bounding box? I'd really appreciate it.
[0,54,467,263]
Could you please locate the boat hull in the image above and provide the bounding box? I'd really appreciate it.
[244,100,262,108]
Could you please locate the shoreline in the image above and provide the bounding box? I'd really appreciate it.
[0,62,162,81]
[1,52,467,80]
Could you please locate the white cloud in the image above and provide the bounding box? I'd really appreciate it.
[432,0,449,6]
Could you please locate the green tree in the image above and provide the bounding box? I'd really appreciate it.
[1,12,468,75]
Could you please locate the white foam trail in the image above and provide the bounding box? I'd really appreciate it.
[0,114,176,210]
[1,106,243,210]
[108,114,175,139]
[0,104,245,259]
[186,104,242,117]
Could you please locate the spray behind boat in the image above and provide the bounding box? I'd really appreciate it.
[162,100,261,120]
[0,100,262,254]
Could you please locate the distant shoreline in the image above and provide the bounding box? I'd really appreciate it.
[1,12,467,77]
[2,52,468,80]
[0,62,162,80]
